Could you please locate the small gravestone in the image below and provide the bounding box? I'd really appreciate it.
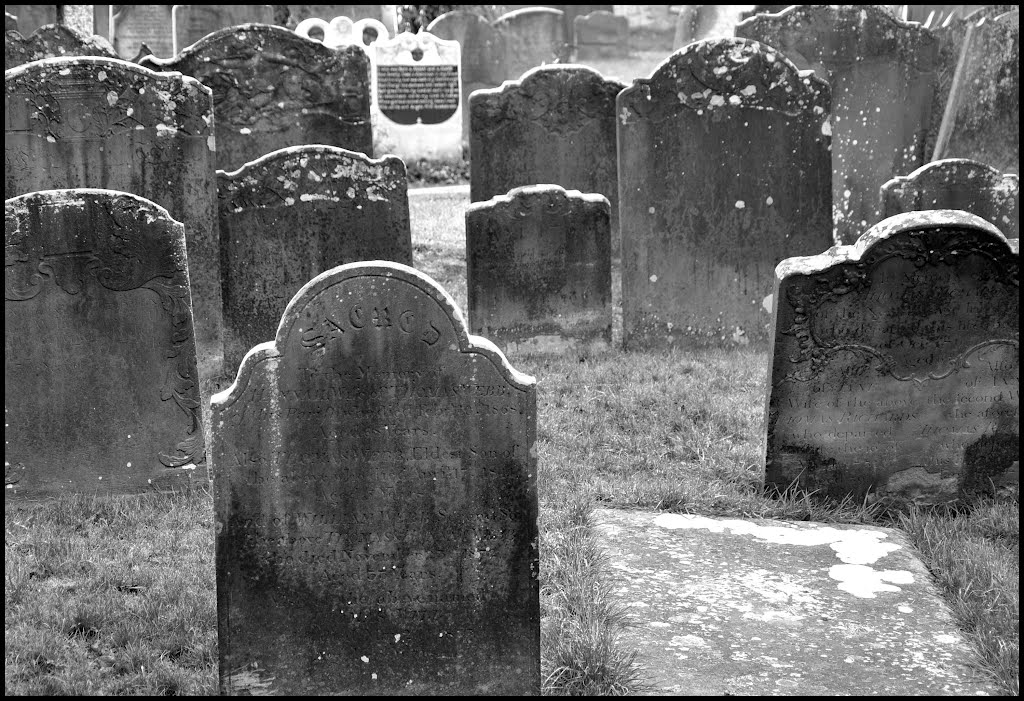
[467,185,612,356]
[426,10,506,146]
[766,210,1019,503]
[574,11,628,59]
[212,262,539,695]
[736,5,940,244]
[140,24,373,171]
[4,22,118,70]
[470,65,624,243]
[171,4,274,53]
[5,189,205,499]
[218,145,412,376]
[618,38,833,350]
[5,56,222,377]
[881,159,1019,238]
[371,31,462,161]
[294,14,389,48]
[110,5,175,59]
[492,7,566,79]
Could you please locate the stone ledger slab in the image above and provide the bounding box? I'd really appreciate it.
[211,262,539,695]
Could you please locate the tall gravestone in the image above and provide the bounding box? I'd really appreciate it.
[765,210,1019,503]
[426,10,506,147]
[212,262,539,695]
[881,159,1019,238]
[140,24,373,171]
[110,5,175,59]
[5,56,223,377]
[470,65,625,244]
[218,145,412,376]
[467,185,612,356]
[5,189,205,499]
[617,38,833,350]
[5,22,117,70]
[574,10,629,59]
[492,7,566,79]
[171,4,274,53]
[736,5,940,244]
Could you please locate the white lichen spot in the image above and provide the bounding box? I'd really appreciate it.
[735,200,745,209]
[371,673,378,681]
[46,135,57,143]
[709,94,726,107]
[106,91,118,106]
[728,95,742,106]
[741,85,757,96]
[765,196,774,206]
[97,70,107,81]
[843,189,852,200]
[284,196,295,205]
[648,206,656,214]
[762,294,773,314]
[360,656,369,663]
[821,119,832,137]
[239,127,252,135]
[649,274,658,283]
[394,634,401,642]
[829,564,913,598]
[59,68,71,76]
[126,107,134,117]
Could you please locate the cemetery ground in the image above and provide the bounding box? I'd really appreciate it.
[4,188,1018,696]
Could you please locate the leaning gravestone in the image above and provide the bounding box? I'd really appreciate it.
[212,262,539,695]
[470,65,625,244]
[4,22,118,70]
[218,145,412,376]
[618,38,833,350]
[5,189,205,499]
[110,5,175,59]
[5,56,222,377]
[140,24,373,171]
[736,5,940,244]
[371,31,463,161]
[171,4,274,53]
[881,159,1019,238]
[766,210,1019,503]
[466,185,612,356]
[573,10,629,60]
[492,7,566,80]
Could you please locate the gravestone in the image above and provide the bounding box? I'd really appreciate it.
[5,56,222,377]
[3,4,56,35]
[218,145,412,376]
[371,31,462,161]
[140,24,373,171]
[466,185,612,356]
[5,189,205,499]
[110,5,175,59]
[286,4,390,29]
[573,10,628,60]
[766,210,1019,503]
[5,22,117,70]
[470,65,624,245]
[5,11,17,31]
[492,7,566,79]
[211,262,539,695]
[171,4,274,53]
[294,14,389,48]
[617,38,833,350]
[673,5,751,50]
[736,5,940,244]
[881,159,1019,238]
[426,10,506,147]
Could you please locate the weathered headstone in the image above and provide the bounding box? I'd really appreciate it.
[736,5,940,244]
[466,185,612,356]
[294,14,389,48]
[5,22,117,70]
[5,56,223,376]
[618,38,833,350]
[110,5,175,60]
[426,10,506,146]
[881,159,1019,238]
[612,4,670,30]
[171,4,274,53]
[140,24,373,171]
[212,261,539,695]
[673,5,751,50]
[218,145,412,375]
[5,189,205,499]
[492,7,566,79]
[371,31,462,161]
[3,4,56,35]
[5,11,17,32]
[286,4,390,29]
[766,209,1019,503]
[470,65,624,244]
[574,10,628,60]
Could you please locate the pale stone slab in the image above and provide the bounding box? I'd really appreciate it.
[492,7,566,79]
[574,10,628,59]
[110,5,175,60]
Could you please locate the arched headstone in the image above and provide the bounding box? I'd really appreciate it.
[4,22,117,70]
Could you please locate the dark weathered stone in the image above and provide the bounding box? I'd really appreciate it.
[466,185,612,356]
[4,22,118,70]
[171,4,274,53]
[736,5,939,243]
[881,159,1019,238]
[574,10,628,59]
[470,65,624,240]
[212,262,539,695]
[492,7,566,79]
[5,189,205,499]
[110,5,175,60]
[618,38,833,350]
[218,145,412,376]
[5,56,222,377]
[426,10,506,146]
[766,210,1019,504]
[140,24,373,172]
